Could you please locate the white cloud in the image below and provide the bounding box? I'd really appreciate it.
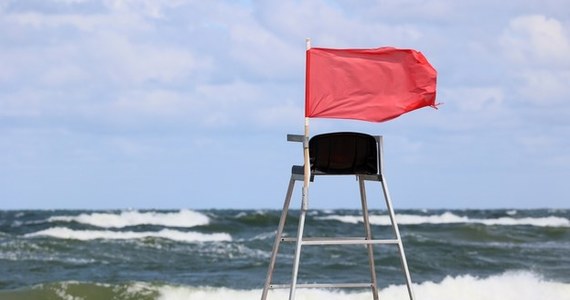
[423,86,513,132]
[516,135,570,167]
[500,15,570,106]
[102,0,186,19]
[194,80,261,110]
[229,22,302,80]
[516,70,570,106]
[252,101,303,128]
[501,15,570,67]
[52,0,91,3]
[112,89,192,117]
[335,0,455,22]
[89,32,207,85]
[1,2,211,85]
[254,0,423,48]
[449,87,505,113]
[107,80,278,127]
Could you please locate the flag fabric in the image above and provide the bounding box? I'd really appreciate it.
[305,47,437,122]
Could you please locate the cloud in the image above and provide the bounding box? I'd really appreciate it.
[334,0,455,22]
[228,21,302,80]
[0,1,212,128]
[2,0,570,209]
[516,135,570,168]
[448,87,505,114]
[516,70,570,106]
[415,86,515,133]
[254,0,423,48]
[89,32,208,85]
[111,89,192,117]
[252,100,304,128]
[500,15,570,67]
[500,15,570,106]
[4,11,207,84]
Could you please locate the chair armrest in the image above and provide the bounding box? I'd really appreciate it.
[287,134,306,143]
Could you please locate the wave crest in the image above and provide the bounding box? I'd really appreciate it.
[154,271,570,300]
[317,212,570,227]
[48,210,210,228]
[26,227,231,242]
[2,271,568,300]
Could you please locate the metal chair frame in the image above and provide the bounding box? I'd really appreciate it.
[261,134,415,300]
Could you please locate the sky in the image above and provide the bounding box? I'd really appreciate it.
[0,0,569,210]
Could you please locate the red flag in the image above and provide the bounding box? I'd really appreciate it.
[305,47,437,122]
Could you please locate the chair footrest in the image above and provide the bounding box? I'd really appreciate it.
[281,237,399,245]
[270,282,374,289]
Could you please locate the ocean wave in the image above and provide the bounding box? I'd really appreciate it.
[1,253,97,264]
[25,227,231,242]
[238,231,276,242]
[195,243,273,260]
[2,271,568,300]
[316,212,570,227]
[158,271,570,300]
[48,209,210,228]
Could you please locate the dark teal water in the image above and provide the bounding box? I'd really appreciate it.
[1,209,569,299]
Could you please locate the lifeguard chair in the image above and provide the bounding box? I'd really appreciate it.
[260,132,415,300]
[260,39,437,300]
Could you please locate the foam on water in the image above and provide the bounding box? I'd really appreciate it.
[154,271,570,300]
[26,227,231,242]
[1,272,568,300]
[317,212,570,227]
[48,209,210,228]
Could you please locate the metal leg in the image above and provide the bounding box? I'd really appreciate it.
[289,186,309,300]
[358,177,379,300]
[261,177,296,300]
[380,175,415,300]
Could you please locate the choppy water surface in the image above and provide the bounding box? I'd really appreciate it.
[1,209,569,299]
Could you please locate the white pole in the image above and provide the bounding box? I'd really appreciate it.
[303,37,311,201]
[289,38,312,300]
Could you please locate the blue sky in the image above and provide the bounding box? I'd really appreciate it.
[1,0,568,209]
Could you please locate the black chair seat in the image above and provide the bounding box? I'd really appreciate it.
[309,132,378,175]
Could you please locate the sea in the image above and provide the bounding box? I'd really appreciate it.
[1,208,569,300]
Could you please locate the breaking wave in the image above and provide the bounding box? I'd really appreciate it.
[26,227,231,242]
[157,271,570,300]
[317,212,570,227]
[2,271,568,300]
[48,209,210,228]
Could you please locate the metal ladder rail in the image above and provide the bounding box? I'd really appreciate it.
[379,174,415,300]
[266,176,383,299]
[261,174,416,300]
[359,176,380,300]
[260,175,297,300]
[261,174,382,300]
[260,175,399,300]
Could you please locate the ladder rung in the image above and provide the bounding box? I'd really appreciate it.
[270,282,374,289]
[281,237,399,245]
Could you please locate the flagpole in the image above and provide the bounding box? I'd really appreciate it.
[303,38,311,206]
[288,38,312,300]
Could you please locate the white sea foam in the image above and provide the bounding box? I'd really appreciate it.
[150,272,570,300]
[24,272,569,300]
[48,209,210,228]
[26,227,231,242]
[317,212,570,227]
[154,271,570,300]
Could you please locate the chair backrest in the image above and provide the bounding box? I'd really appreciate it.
[309,132,378,175]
